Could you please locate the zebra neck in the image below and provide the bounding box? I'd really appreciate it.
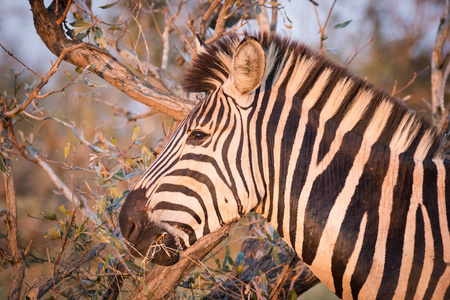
[254,96,449,297]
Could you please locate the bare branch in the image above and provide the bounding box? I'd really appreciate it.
[212,0,235,40]
[36,243,107,298]
[33,153,99,223]
[345,37,374,66]
[29,0,194,121]
[201,0,222,37]
[5,43,86,118]
[313,0,337,54]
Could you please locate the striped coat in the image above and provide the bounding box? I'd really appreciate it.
[119,33,450,299]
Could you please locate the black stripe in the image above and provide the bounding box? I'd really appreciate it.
[405,205,424,299]
[165,221,197,246]
[302,130,363,265]
[255,78,274,214]
[153,201,202,224]
[179,152,243,216]
[213,94,232,152]
[332,142,389,297]
[199,91,219,127]
[288,100,312,248]
[220,112,244,214]
[376,153,414,299]
[277,89,298,238]
[156,183,210,235]
[422,160,446,298]
[167,169,224,226]
[247,87,264,206]
[235,106,250,200]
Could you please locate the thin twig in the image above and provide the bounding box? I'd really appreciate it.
[33,153,98,222]
[313,0,337,54]
[391,66,429,96]
[5,43,86,118]
[37,243,107,298]
[345,37,374,66]
[56,0,72,25]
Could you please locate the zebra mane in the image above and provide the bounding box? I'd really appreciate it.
[183,33,442,160]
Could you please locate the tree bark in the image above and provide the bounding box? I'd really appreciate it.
[28,0,195,121]
[1,103,25,300]
[431,0,450,126]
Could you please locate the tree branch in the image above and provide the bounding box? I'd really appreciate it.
[431,0,450,124]
[131,223,235,299]
[28,0,194,121]
[33,152,99,223]
[1,101,25,300]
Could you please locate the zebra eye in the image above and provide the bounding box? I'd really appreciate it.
[187,130,208,144]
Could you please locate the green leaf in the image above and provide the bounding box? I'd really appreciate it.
[255,4,261,15]
[272,248,280,264]
[41,210,57,221]
[81,78,108,88]
[260,273,268,296]
[109,186,122,198]
[44,226,61,240]
[132,125,140,141]
[70,20,92,27]
[73,27,89,34]
[99,0,120,9]
[108,25,122,31]
[288,290,298,300]
[141,146,151,156]
[95,27,108,49]
[0,152,8,174]
[334,20,352,29]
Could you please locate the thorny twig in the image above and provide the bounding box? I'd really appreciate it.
[313,0,337,55]
[4,43,87,118]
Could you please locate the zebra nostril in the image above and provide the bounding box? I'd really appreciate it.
[124,217,142,244]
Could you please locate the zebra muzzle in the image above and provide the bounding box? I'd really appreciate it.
[119,189,180,265]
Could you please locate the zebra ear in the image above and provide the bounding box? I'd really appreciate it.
[225,36,266,99]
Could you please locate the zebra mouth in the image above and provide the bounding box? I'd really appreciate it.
[124,231,181,266]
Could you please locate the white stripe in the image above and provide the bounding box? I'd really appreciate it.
[432,265,450,299]
[414,203,435,299]
[393,158,422,299]
[434,158,450,264]
[342,213,368,299]
[358,116,421,298]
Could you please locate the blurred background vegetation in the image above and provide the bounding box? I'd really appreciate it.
[0,0,448,299]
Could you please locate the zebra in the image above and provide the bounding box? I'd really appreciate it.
[119,33,450,299]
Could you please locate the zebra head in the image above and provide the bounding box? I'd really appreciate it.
[119,36,267,265]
